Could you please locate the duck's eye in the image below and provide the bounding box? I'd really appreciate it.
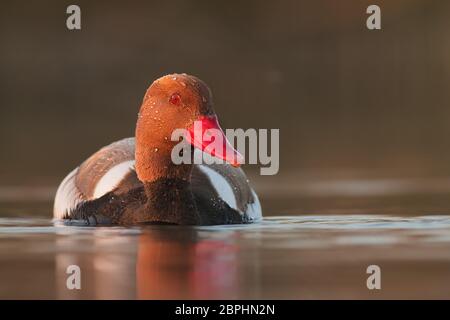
[169,93,181,105]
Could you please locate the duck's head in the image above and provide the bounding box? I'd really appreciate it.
[135,73,242,182]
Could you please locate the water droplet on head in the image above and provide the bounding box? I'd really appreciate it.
[154,148,159,152]
[202,96,207,103]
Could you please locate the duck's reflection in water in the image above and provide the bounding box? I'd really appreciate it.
[55,229,138,299]
[137,228,238,299]
[55,227,239,299]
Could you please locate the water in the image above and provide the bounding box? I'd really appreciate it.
[2,198,450,299]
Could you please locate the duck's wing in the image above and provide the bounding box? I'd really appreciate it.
[191,157,262,224]
[53,138,142,220]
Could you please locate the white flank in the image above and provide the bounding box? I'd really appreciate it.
[53,168,84,219]
[198,164,237,211]
[93,160,135,199]
[247,189,262,221]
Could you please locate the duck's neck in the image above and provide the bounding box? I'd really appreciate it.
[135,132,199,224]
[135,146,192,182]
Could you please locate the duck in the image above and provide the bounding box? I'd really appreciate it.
[53,73,262,225]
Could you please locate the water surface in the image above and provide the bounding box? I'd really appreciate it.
[1,209,450,299]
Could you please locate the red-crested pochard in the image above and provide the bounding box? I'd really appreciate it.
[53,74,262,225]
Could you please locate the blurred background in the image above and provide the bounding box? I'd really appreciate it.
[1,0,450,215]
